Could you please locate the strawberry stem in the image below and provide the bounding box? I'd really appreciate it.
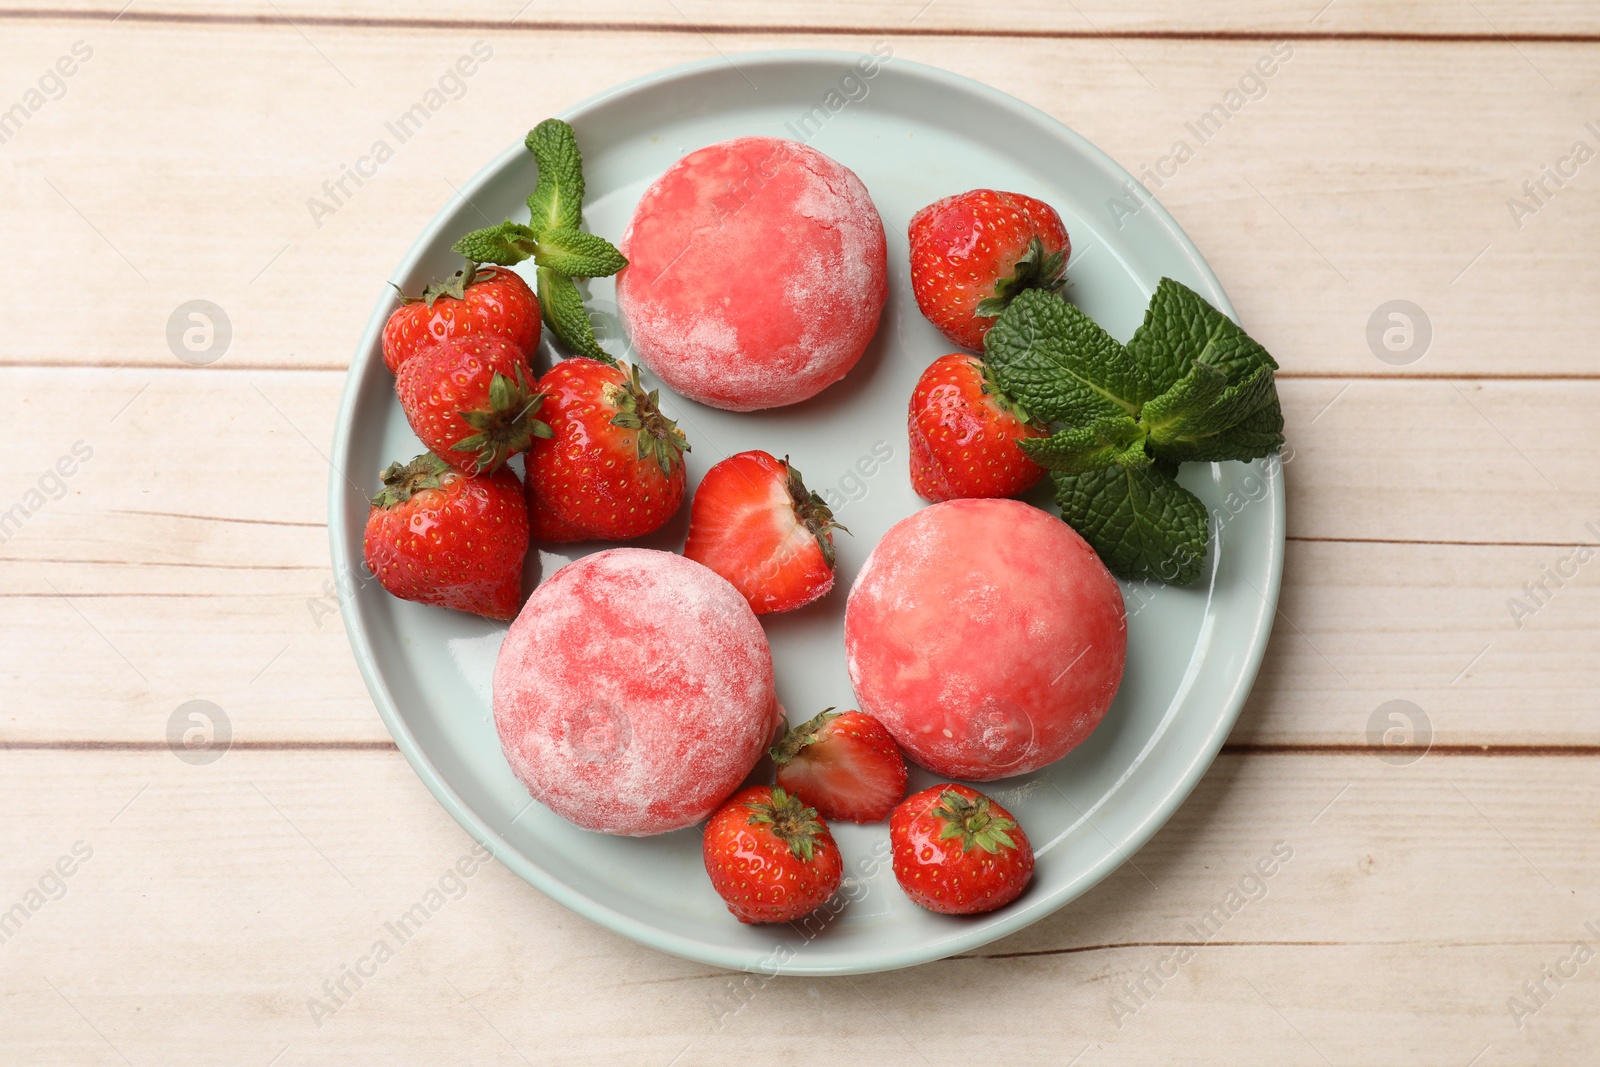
[606,363,690,476]
[782,459,847,569]
[450,363,552,473]
[744,786,827,863]
[932,789,1020,855]
[371,452,452,507]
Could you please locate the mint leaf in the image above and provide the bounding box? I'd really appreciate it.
[1020,415,1147,473]
[537,266,612,362]
[1127,277,1278,397]
[525,119,585,237]
[1144,362,1283,463]
[453,220,539,267]
[984,289,1149,425]
[1053,465,1210,585]
[533,228,627,278]
[1153,395,1284,464]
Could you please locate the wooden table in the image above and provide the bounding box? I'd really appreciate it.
[4,3,1597,1063]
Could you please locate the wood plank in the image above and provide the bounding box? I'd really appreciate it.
[0,26,1596,376]
[12,1,1600,37]
[0,749,1593,1064]
[2,369,1596,746]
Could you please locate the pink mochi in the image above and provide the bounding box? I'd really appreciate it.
[492,548,782,836]
[844,499,1127,781]
[615,136,888,411]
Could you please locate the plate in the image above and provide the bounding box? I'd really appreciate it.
[329,50,1285,975]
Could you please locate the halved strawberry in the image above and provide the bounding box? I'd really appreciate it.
[683,450,844,615]
[771,708,908,823]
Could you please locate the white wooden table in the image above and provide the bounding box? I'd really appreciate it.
[3,3,1597,1063]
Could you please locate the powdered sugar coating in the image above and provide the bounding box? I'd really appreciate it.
[493,548,781,835]
[844,499,1127,781]
[616,137,888,412]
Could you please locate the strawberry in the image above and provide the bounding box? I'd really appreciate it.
[909,353,1046,502]
[362,452,528,621]
[395,335,551,475]
[382,263,541,374]
[771,708,908,823]
[890,784,1034,915]
[527,358,689,541]
[908,189,1070,352]
[703,785,843,924]
[683,451,843,614]
[527,489,592,544]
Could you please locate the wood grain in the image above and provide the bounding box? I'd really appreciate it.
[10,1,1600,37]
[1,367,1594,747]
[0,25,1595,377]
[1,749,1593,1065]
[2,10,1596,1062]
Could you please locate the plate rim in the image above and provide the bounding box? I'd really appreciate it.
[329,48,1286,976]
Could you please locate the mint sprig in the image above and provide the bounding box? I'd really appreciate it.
[984,279,1284,585]
[1052,465,1210,586]
[451,118,626,363]
[536,266,608,361]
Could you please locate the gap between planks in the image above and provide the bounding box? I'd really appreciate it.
[9,362,1600,382]
[5,8,1600,44]
[4,741,1598,756]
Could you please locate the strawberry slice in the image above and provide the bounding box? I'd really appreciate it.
[683,450,844,615]
[771,709,908,823]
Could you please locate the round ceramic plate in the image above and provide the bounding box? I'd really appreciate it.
[330,51,1285,975]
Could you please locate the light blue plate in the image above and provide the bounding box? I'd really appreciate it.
[330,51,1285,975]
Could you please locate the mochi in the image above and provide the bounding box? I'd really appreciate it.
[844,499,1126,780]
[616,136,888,411]
[493,548,781,835]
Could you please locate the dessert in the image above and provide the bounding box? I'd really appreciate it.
[493,548,780,835]
[616,136,888,411]
[844,497,1127,780]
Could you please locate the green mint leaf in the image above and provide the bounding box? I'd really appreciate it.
[1144,362,1283,463]
[1127,277,1279,398]
[533,228,627,278]
[984,289,1150,425]
[1151,395,1285,464]
[537,266,613,363]
[525,118,586,238]
[453,220,539,267]
[1053,464,1209,585]
[1020,415,1148,473]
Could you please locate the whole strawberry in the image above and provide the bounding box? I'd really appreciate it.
[362,452,528,621]
[890,784,1034,915]
[527,358,689,541]
[908,189,1070,352]
[684,450,842,614]
[909,353,1046,502]
[771,708,907,823]
[382,263,541,374]
[703,785,843,924]
[395,334,550,474]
